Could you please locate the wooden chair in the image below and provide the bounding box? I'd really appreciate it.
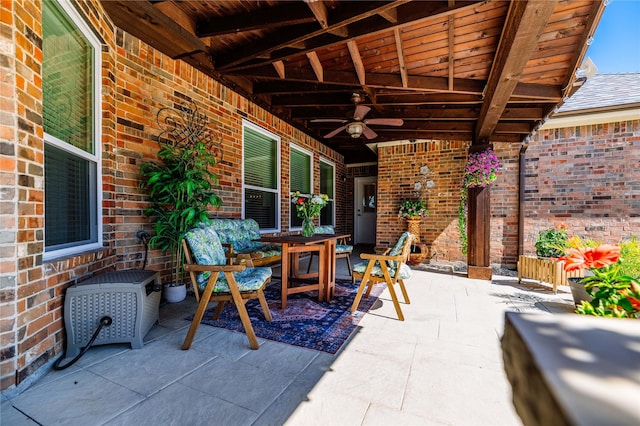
[350,232,415,321]
[181,226,272,350]
[306,225,353,277]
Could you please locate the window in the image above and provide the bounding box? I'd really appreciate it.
[289,145,312,228]
[43,0,102,260]
[243,121,280,231]
[320,159,335,226]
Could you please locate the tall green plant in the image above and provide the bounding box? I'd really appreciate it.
[140,140,221,283]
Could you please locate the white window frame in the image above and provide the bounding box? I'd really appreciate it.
[241,120,281,233]
[43,0,103,261]
[289,143,314,231]
[320,158,336,227]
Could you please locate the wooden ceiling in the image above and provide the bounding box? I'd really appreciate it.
[100,0,605,164]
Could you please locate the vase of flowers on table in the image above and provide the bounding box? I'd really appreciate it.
[291,191,329,237]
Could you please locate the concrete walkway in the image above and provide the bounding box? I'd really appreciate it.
[1,255,575,425]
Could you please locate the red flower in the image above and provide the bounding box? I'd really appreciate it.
[627,296,640,310]
[296,197,305,204]
[558,244,621,272]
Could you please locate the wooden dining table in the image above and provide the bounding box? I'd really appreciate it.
[259,233,349,309]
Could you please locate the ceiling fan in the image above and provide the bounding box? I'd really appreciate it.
[311,93,404,139]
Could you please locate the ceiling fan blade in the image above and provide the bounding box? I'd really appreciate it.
[353,105,371,120]
[310,118,348,123]
[362,125,378,139]
[323,125,348,139]
[364,118,404,126]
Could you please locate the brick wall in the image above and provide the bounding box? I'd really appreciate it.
[377,140,471,260]
[1,0,344,393]
[523,120,640,253]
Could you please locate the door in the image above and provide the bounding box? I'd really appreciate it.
[354,177,377,245]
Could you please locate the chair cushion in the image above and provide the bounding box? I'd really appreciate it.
[336,244,353,254]
[196,266,272,294]
[314,225,335,234]
[388,232,411,269]
[186,226,272,289]
[186,227,227,266]
[353,261,412,280]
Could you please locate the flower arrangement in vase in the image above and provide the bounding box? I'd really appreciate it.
[398,199,428,220]
[290,191,329,237]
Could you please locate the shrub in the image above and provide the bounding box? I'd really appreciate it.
[534,225,569,258]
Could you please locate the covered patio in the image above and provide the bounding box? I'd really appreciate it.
[1,0,614,409]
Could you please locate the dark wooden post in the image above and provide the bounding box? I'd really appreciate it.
[467,144,493,280]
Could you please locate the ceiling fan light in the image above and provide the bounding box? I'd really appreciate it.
[347,122,363,138]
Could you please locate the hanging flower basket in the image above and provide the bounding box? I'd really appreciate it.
[457,147,501,255]
[463,147,501,188]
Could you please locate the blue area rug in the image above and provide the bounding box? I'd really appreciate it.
[187,279,382,354]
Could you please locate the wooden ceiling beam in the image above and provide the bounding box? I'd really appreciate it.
[217,0,484,72]
[448,13,455,91]
[196,3,316,37]
[294,106,481,119]
[475,0,558,142]
[304,0,329,29]
[560,0,606,99]
[215,1,410,71]
[306,51,324,82]
[99,0,208,59]
[379,8,398,24]
[231,65,486,94]
[346,40,366,85]
[253,81,356,95]
[273,61,286,79]
[394,28,409,88]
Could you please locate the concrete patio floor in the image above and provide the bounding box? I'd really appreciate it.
[1,252,575,425]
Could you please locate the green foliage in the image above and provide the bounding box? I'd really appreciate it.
[534,227,569,258]
[457,188,467,255]
[398,199,428,219]
[140,141,221,283]
[619,237,640,278]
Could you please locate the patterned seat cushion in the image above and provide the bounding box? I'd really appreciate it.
[201,218,281,259]
[195,267,272,294]
[314,225,352,254]
[336,244,353,254]
[353,261,412,280]
[185,226,272,290]
[353,232,413,280]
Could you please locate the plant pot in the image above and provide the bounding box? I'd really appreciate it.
[164,283,186,303]
[568,277,593,307]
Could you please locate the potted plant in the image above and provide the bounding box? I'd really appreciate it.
[534,224,569,258]
[557,238,640,317]
[140,139,221,302]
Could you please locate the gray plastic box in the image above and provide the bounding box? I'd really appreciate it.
[63,270,161,357]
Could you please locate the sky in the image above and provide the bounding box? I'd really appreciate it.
[585,0,640,73]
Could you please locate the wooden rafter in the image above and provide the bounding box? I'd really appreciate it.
[233,65,560,100]
[560,0,606,99]
[216,0,483,72]
[346,40,366,86]
[306,51,324,82]
[273,61,286,79]
[196,3,316,37]
[448,14,455,91]
[304,0,329,29]
[475,0,558,142]
[394,28,408,88]
[100,0,207,59]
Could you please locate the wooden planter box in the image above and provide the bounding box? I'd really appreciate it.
[517,255,583,293]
